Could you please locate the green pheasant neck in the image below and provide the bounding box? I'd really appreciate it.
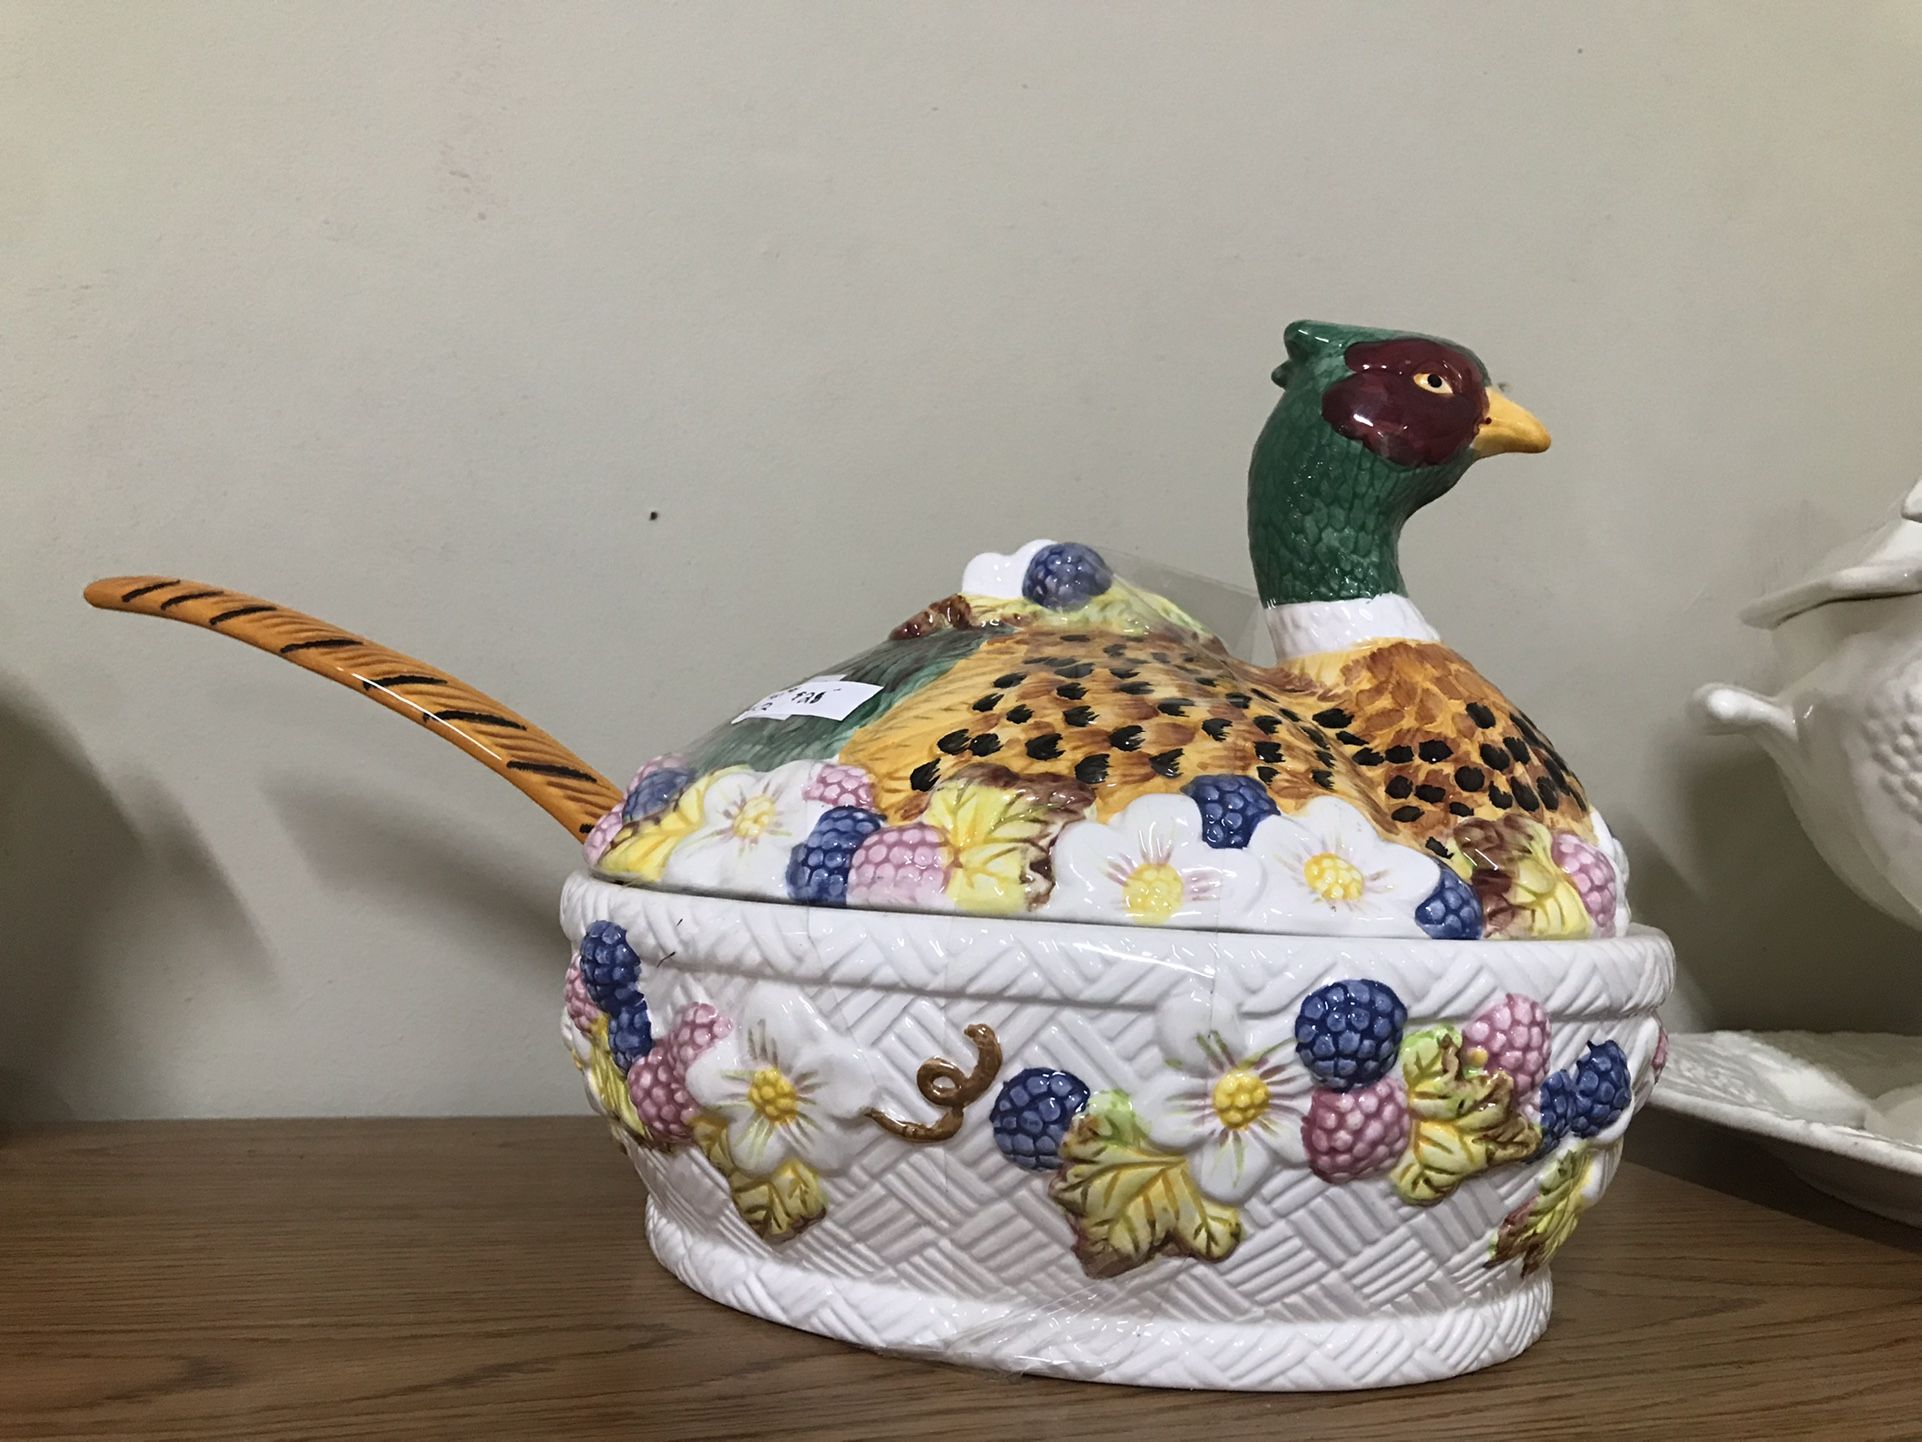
[1246,399,1473,609]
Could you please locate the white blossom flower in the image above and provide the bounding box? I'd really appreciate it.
[659,760,830,897]
[1045,794,1266,927]
[959,539,1056,601]
[1132,983,1310,1203]
[683,987,876,1176]
[1247,796,1438,937]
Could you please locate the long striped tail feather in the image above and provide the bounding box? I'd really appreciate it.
[84,576,621,838]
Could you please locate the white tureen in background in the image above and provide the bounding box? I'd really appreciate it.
[1677,478,1922,1223]
[1697,476,1922,928]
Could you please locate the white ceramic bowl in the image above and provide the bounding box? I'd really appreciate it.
[564,874,1673,1391]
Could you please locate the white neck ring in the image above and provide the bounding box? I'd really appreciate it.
[1264,593,1437,662]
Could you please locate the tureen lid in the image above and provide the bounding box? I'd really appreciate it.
[1741,479,1922,629]
[583,321,1630,943]
[588,548,1627,944]
[81,321,1630,946]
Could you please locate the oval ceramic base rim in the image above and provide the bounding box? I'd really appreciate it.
[565,874,1675,1012]
[645,1200,1554,1392]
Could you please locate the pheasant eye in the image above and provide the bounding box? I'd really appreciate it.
[1415,372,1453,395]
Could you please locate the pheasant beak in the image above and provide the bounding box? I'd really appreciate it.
[1473,390,1551,457]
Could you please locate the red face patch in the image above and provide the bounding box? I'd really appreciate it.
[1321,338,1488,467]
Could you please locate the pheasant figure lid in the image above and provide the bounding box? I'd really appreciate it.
[591,321,1631,942]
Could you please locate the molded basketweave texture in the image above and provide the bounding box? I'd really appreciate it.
[563,874,1672,1391]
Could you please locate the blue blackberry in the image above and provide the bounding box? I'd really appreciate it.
[786,807,885,905]
[989,1067,1091,1171]
[1021,543,1114,610]
[1536,1041,1632,1153]
[623,766,692,824]
[578,919,642,1014]
[607,999,654,1073]
[1415,865,1484,940]
[1537,1070,1575,1154]
[1183,774,1279,849]
[1565,1040,1631,1137]
[1294,978,1407,1090]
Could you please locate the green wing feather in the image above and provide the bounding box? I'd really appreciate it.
[685,624,997,773]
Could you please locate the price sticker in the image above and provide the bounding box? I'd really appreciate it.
[732,675,883,724]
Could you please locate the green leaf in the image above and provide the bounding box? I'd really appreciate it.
[582,1016,666,1150]
[1048,1091,1242,1278]
[1392,1027,1542,1206]
[1490,1143,1595,1276]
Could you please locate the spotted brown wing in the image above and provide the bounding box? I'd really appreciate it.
[1322,641,1592,845]
[841,623,1398,823]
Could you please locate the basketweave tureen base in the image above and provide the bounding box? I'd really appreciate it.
[567,876,1671,1391]
[645,1207,1553,1389]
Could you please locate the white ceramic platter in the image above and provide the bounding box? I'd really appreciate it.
[1651,1031,1922,1226]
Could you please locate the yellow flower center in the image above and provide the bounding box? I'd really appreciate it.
[1121,861,1184,922]
[1303,851,1365,903]
[730,794,779,841]
[746,1066,801,1125]
[1210,1067,1271,1130]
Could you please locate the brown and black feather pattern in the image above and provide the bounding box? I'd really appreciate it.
[84,576,621,836]
[842,620,1594,858]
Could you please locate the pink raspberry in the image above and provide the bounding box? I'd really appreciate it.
[628,1048,699,1143]
[1302,1075,1410,1182]
[582,804,624,866]
[627,1003,734,1145]
[1463,992,1551,1096]
[1551,831,1619,937]
[669,1002,733,1070]
[804,763,876,810]
[847,823,953,908]
[1633,1024,1670,1108]
[563,955,601,1034]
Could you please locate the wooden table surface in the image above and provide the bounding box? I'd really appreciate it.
[2,1118,1919,1442]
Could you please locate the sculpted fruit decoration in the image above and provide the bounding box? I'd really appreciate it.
[559,920,1649,1272]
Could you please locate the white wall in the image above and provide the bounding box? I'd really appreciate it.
[5,2,1922,1120]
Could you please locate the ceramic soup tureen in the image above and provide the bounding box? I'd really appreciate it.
[1671,479,1922,1223]
[1697,478,1922,927]
[88,320,1672,1391]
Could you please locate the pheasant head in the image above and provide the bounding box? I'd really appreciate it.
[1248,321,1550,618]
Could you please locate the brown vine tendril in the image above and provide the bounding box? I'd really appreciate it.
[864,1023,1004,1143]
